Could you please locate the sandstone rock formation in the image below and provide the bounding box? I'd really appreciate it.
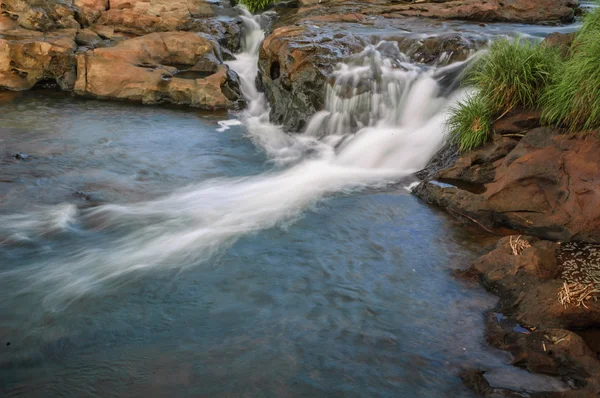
[74,31,241,108]
[0,28,77,90]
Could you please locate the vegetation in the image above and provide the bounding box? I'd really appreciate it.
[467,38,560,114]
[449,38,559,152]
[447,94,492,152]
[542,8,600,132]
[238,0,275,13]
[449,5,600,151]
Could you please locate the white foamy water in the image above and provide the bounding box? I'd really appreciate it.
[0,8,472,306]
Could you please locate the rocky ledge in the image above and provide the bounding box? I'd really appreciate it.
[259,0,578,132]
[414,109,600,395]
[0,0,243,109]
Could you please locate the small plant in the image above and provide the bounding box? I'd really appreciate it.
[466,37,561,114]
[238,0,275,13]
[542,7,600,132]
[447,94,493,152]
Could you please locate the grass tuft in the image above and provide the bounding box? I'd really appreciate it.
[447,94,493,152]
[542,7,600,132]
[238,0,275,13]
[466,37,561,114]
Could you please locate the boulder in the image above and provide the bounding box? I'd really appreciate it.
[74,32,242,109]
[0,28,77,90]
[258,25,363,132]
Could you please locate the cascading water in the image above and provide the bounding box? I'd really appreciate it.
[0,8,471,307]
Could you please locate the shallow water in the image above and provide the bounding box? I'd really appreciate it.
[0,91,570,397]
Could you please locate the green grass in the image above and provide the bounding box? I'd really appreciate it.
[447,94,493,152]
[238,0,275,13]
[466,37,561,114]
[542,7,600,132]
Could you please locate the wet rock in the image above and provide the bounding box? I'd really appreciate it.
[0,28,77,91]
[486,322,600,396]
[74,32,242,109]
[460,370,532,397]
[258,25,363,132]
[415,128,600,242]
[391,33,487,65]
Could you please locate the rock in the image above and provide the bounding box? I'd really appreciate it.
[415,128,600,242]
[1,0,80,31]
[96,0,214,35]
[381,0,578,24]
[73,0,108,26]
[75,28,102,47]
[0,28,77,91]
[470,237,600,330]
[464,235,600,396]
[74,32,242,109]
[486,323,600,396]
[437,135,518,186]
[542,32,576,58]
[258,25,363,132]
[390,33,487,65]
[14,152,29,160]
[492,110,542,136]
[286,0,578,25]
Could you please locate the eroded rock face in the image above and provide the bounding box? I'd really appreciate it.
[258,25,363,132]
[0,28,77,90]
[74,31,242,108]
[415,128,600,242]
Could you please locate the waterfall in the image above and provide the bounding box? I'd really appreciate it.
[0,8,470,306]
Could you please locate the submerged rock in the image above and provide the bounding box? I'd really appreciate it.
[74,31,242,108]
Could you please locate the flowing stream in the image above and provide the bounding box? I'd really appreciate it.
[0,9,573,397]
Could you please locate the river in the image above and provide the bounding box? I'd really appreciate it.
[0,8,581,398]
